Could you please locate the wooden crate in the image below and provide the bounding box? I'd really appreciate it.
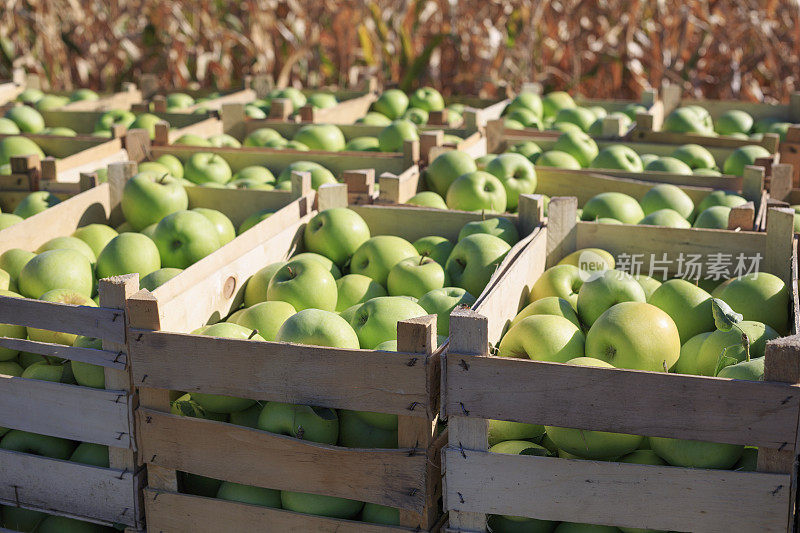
[125,189,542,533]
[1,72,142,112]
[442,196,800,533]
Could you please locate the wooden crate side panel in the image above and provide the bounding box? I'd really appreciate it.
[307,92,378,124]
[0,337,125,369]
[443,448,791,533]
[0,296,125,342]
[185,185,299,227]
[130,333,430,417]
[143,489,419,533]
[0,376,132,446]
[0,134,120,160]
[629,128,780,152]
[0,449,141,526]
[166,116,223,143]
[182,89,256,112]
[534,165,742,190]
[136,410,427,511]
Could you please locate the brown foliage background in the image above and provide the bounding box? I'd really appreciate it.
[2,0,798,102]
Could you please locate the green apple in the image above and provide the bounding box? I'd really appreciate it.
[41,126,77,137]
[577,270,646,326]
[306,92,338,109]
[32,95,67,111]
[72,224,118,257]
[671,143,717,170]
[551,131,599,168]
[276,308,360,349]
[506,92,544,118]
[388,256,446,298]
[0,429,75,459]
[644,156,693,175]
[184,153,232,185]
[269,88,307,111]
[378,119,419,152]
[1,505,47,531]
[498,315,585,362]
[344,136,380,151]
[28,289,97,345]
[0,268,11,291]
[445,233,510,297]
[94,109,136,131]
[413,236,454,266]
[292,124,346,152]
[267,259,337,311]
[662,106,713,135]
[18,249,94,299]
[152,210,221,269]
[0,291,26,361]
[0,249,35,281]
[507,141,542,164]
[208,134,241,148]
[418,287,476,336]
[71,335,105,388]
[335,274,387,312]
[244,128,285,147]
[350,235,418,285]
[373,89,409,119]
[280,491,364,519]
[445,171,507,213]
[338,409,397,448]
[589,146,643,172]
[129,113,162,139]
[410,87,445,112]
[475,154,496,170]
[234,301,297,342]
[649,436,742,469]
[488,419,545,447]
[179,472,223,497]
[121,171,188,230]
[4,105,45,133]
[34,515,112,533]
[425,150,477,197]
[716,356,764,380]
[192,207,235,246]
[164,92,195,110]
[277,161,336,190]
[542,91,576,119]
[692,206,730,229]
[638,208,691,228]
[712,272,788,334]
[289,252,341,279]
[458,217,519,246]
[0,135,43,166]
[557,248,615,272]
[244,262,286,307]
[70,442,109,467]
[97,232,161,278]
[232,165,274,185]
[403,107,429,124]
[511,296,581,329]
[357,111,393,126]
[172,134,212,147]
[505,107,542,128]
[406,191,447,209]
[258,402,338,444]
[37,236,96,264]
[171,393,229,422]
[21,361,66,382]
[648,279,713,343]
[304,208,371,267]
[13,191,60,218]
[485,153,537,210]
[349,296,427,349]
[640,184,694,220]
[216,481,281,508]
[672,331,711,374]
[715,110,754,135]
[554,107,596,132]
[586,302,681,371]
[530,264,588,309]
[697,190,746,212]
[581,192,644,224]
[238,208,275,234]
[722,145,771,176]
[535,150,581,169]
[362,503,400,525]
[229,403,263,428]
[639,153,659,168]
[0,213,22,230]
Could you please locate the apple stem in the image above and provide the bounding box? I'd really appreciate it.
[158,173,169,184]
[737,326,751,362]
[248,329,259,339]
[481,209,486,221]
[287,266,294,277]
[419,255,426,266]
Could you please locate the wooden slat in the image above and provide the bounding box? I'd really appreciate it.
[185,186,299,227]
[137,409,427,511]
[445,355,800,448]
[142,489,419,533]
[0,296,125,343]
[629,128,780,153]
[130,332,430,417]
[0,337,126,369]
[0,449,141,526]
[443,448,790,533]
[182,89,256,113]
[0,376,131,446]
[377,166,422,204]
[534,165,742,190]
[302,92,378,124]
[166,116,224,144]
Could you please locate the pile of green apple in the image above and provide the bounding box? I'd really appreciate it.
[16,87,99,110]
[663,105,799,141]
[165,207,519,524]
[484,247,787,532]
[91,109,171,139]
[500,89,644,137]
[576,186,749,230]
[234,87,339,119]
[504,129,771,177]
[364,86,464,127]
[0,505,117,532]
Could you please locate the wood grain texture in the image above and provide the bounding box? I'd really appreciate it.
[129,331,430,417]
[136,409,427,511]
[545,197,578,268]
[142,489,420,533]
[0,337,125,369]
[0,296,125,343]
[0,376,132,446]
[443,447,791,533]
[0,449,141,527]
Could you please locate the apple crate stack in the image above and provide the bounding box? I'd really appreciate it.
[122,188,541,532]
[442,195,800,532]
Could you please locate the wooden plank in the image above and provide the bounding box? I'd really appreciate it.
[137,409,427,511]
[0,376,131,446]
[0,296,126,343]
[443,448,790,533]
[185,186,297,227]
[0,337,125,370]
[444,355,800,448]
[129,332,430,417]
[377,166,422,204]
[545,197,578,268]
[534,165,743,191]
[765,207,796,286]
[142,489,419,533]
[182,89,256,113]
[629,128,780,152]
[302,92,378,124]
[166,116,224,144]
[0,449,140,526]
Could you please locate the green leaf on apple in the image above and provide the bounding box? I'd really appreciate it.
[711,298,742,332]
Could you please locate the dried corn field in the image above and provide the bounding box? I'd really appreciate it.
[2,0,798,101]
